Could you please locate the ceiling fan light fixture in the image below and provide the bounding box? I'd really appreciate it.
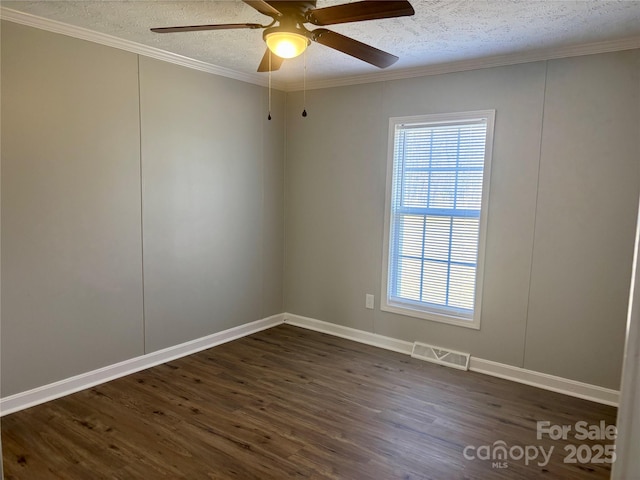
[151,0,416,71]
[264,30,309,59]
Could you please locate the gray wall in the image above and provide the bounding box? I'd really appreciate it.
[1,21,284,396]
[1,19,3,477]
[139,57,284,352]
[2,19,638,397]
[1,22,144,396]
[524,53,640,388]
[284,51,640,390]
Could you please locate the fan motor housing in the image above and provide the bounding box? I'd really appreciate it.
[267,1,317,17]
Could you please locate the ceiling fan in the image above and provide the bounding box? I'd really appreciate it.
[151,0,415,72]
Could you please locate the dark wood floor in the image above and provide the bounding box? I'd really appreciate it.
[2,324,617,479]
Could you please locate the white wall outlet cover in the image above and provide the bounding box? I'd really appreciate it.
[365,294,374,309]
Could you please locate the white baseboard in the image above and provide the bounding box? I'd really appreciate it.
[284,313,413,355]
[1,312,619,415]
[0,314,284,417]
[284,313,619,407]
[468,358,619,407]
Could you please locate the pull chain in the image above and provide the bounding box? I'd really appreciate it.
[268,51,272,120]
[302,49,307,117]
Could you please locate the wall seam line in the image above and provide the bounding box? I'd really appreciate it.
[137,54,147,355]
[521,60,549,369]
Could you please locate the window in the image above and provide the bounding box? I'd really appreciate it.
[381,111,495,329]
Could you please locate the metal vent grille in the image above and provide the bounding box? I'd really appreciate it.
[411,342,470,371]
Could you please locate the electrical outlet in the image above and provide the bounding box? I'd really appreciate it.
[365,294,374,309]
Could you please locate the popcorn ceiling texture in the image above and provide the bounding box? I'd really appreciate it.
[3,0,640,83]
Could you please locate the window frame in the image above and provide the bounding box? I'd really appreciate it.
[380,110,495,330]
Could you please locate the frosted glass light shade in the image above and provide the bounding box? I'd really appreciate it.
[265,31,309,59]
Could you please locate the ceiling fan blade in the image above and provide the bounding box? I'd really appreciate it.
[257,49,285,72]
[243,0,282,18]
[310,29,398,68]
[151,23,263,33]
[306,0,414,26]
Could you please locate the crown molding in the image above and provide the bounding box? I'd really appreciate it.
[2,6,639,93]
[0,7,288,91]
[287,36,640,92]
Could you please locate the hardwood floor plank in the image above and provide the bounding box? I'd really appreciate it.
[2,325,617,479]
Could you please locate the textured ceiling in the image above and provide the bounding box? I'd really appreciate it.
[3,0,640,86]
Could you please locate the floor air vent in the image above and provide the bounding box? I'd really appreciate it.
[411,342,470,371]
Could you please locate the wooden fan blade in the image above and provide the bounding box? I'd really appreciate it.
[310,29,398,68]
[257,49,285,72]
[243,0,282,18]
[151,23,263,33]
[306,0,414,26]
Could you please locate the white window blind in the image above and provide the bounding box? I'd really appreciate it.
[382,111,494,328]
